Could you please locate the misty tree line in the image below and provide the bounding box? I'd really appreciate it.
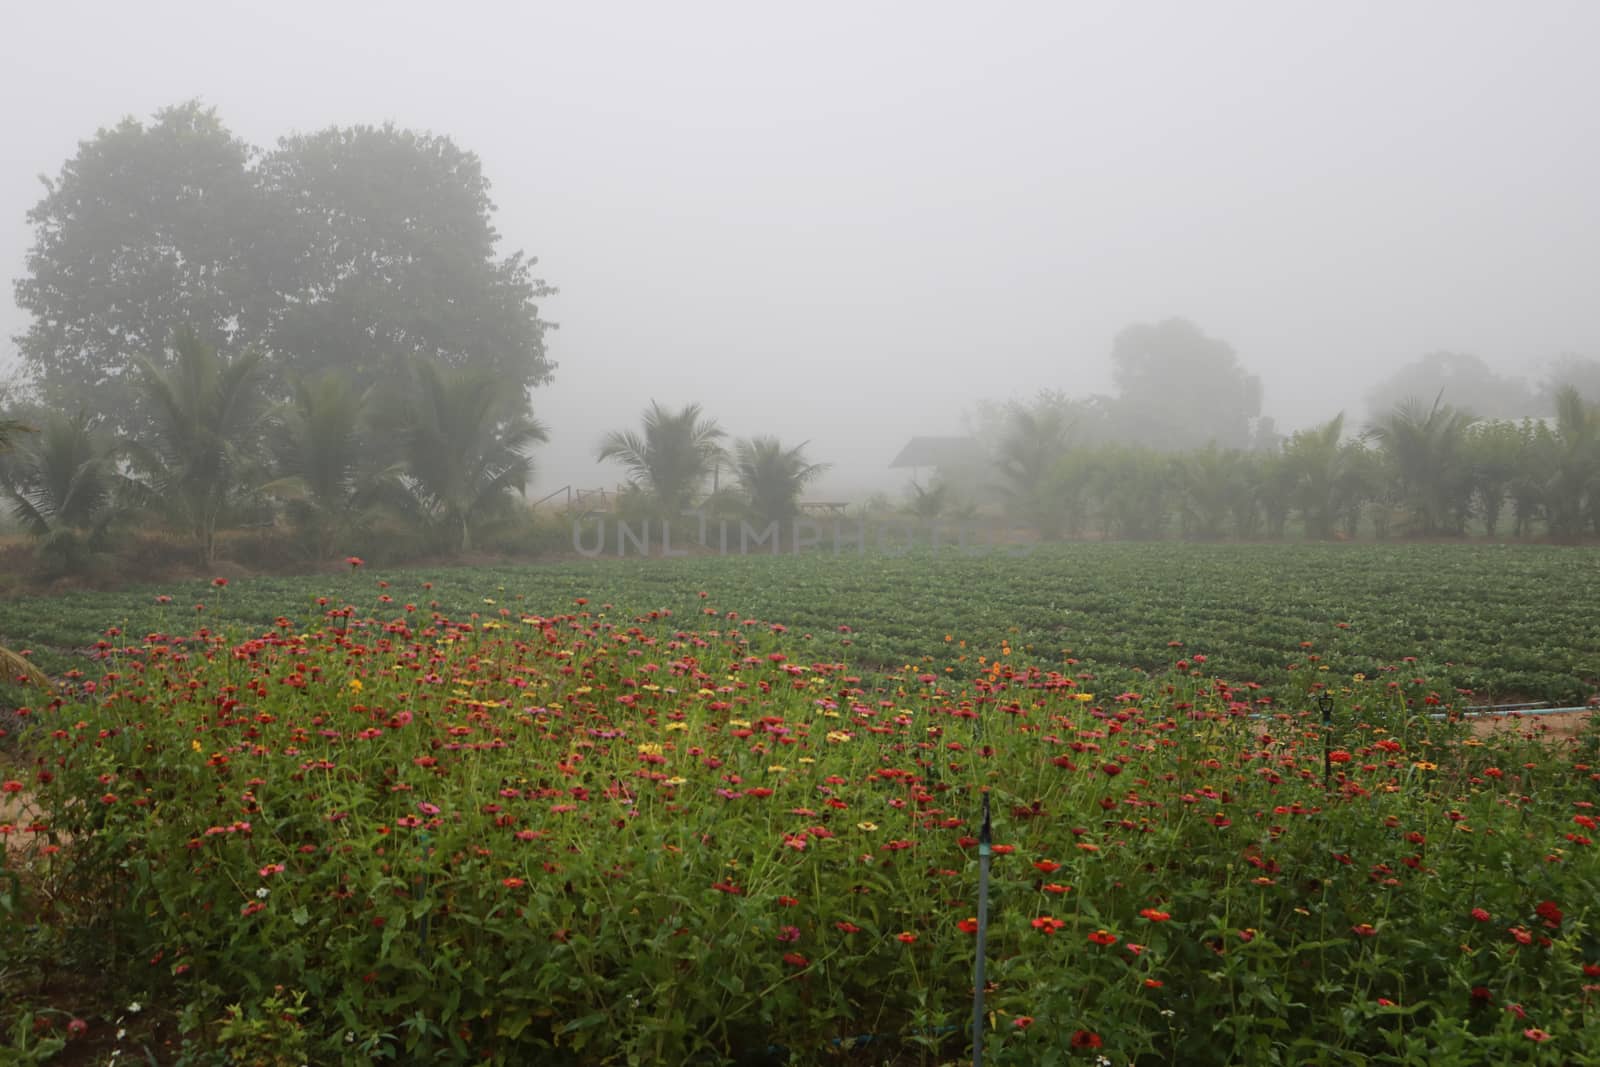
[4,101,1599,579]
[962,388,1600,542]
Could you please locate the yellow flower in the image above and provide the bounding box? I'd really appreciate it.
[664,777,687,786]
[348,678,363,693]
[1412,761,1438,772]
[767,765,787,774]
[637,742,663,757]
[665,722,688,731]
[191,739,202,752]
[856,821,879,832]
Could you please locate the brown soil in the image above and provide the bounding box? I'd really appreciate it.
[1468,709,1595,744]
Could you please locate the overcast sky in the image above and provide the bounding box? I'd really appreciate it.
[3,1,1597,495]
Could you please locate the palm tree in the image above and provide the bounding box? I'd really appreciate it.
[263,373,397,561]
[733,437,829,526]
[0,419,50,690]
[0,418,32,454]
[1174,444,1245,540]
[388,360,548,555]
[126,327,268,565]
[1366,396,1479,536]
[1542,385,1600,538]
[1464,421,1526,538]
[3,412,126,573]
[596,402,726,516]
[1282,414,1370,540]
[996,402,1074,539]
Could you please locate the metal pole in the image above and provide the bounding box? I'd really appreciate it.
[1319,692,1334,790]
[971,790,992,1067]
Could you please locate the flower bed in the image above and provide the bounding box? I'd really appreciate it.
[5,596,1599,1064]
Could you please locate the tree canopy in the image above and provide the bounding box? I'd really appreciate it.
[1107,318,1262,450]
[1363,351,1535,421]
[12,102,555,433]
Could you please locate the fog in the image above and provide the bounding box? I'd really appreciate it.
[3,1,1598,499]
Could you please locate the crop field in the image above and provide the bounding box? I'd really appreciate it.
[2,544,1599,1063]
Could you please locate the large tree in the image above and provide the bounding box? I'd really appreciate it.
[1108,318,1262,450]
[1364,351,1535,421]
[256,124,556,394]
[13,105,556,430]
[13,102,264,432]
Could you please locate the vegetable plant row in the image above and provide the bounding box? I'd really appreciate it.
[3,543,1597,706]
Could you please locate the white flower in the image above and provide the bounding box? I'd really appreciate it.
[127,1002,142,1013]
[256,887,269,899]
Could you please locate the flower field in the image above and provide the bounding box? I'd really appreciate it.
[2,545,1599,1064]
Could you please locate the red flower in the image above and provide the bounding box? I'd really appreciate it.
[777,895,799,907]
[1535,901,1563,928]
[896,931,918,944]
[958,917,979,935]
[1033,858,1061,873]
[1087,929,1117,946]
[1041,883,1071,895]
[1470,907,1491,922]
[66,1018,88,1038]
[346,556,364,568]
[1351,923,1377,937]
[1101,762,1121,777]
[1509,926,1533,945]
[1071,1030,1102,1049]
[1140,908,1171,922]
[1,780,22,794]
[1144,978,1164,988]
[502,877,525,888]
[212,577,228,588]
[835,921,861,934]
[1524,1028,1551,1043]
[1012,1016,1034,1029]
[782,952,809,968]
[711,881,743,895]
[1031,916,1066,935]
[990,844,1015,855]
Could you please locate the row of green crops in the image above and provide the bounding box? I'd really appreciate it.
[3,543,1598,705]
[3,587,1599,1063]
